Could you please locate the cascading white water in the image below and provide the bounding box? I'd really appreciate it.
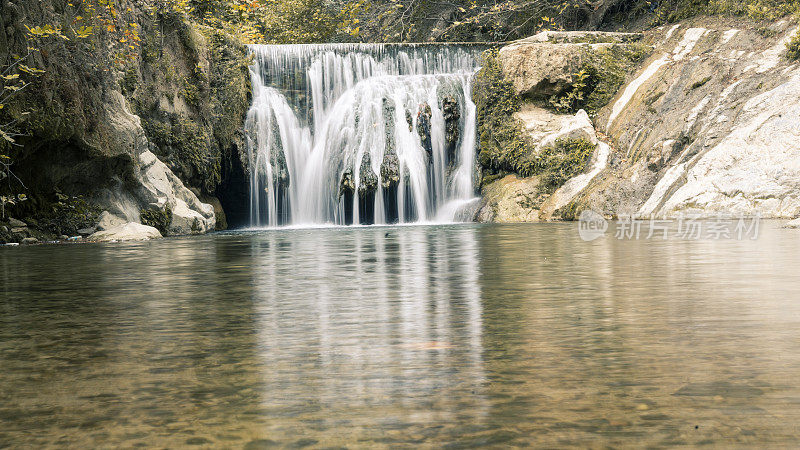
[244,44,481,226]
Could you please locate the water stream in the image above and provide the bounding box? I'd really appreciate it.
[244,44,481,226]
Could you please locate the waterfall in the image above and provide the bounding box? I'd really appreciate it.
[244,43,481,226]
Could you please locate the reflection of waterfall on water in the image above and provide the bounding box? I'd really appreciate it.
[250,227,486,422]
[244,44,481,226]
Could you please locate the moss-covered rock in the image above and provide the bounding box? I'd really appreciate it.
[128,18,251,199]
[140,205,173,236]
[547,43,651,117]
[534,138,597,193]
[473,49,535,182]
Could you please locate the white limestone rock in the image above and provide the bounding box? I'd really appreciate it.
[89,222,163,242]
[136,150,216,234]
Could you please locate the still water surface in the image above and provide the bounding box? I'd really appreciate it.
[1,223,800,447]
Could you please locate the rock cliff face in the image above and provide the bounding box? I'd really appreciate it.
[478,17,800,223]
[0,0,251,242]
[590,18,800,220]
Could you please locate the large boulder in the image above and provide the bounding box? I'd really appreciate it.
[89,223,162,242]
[477,175,543,223]
[497,42,600,98]
[497,31,641,98]
[136,150,216,234]
[516,106,599,151]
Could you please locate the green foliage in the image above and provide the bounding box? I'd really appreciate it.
[549,67,594,114]
[36,194,100,236]
[140,205,173,235]
[788,33,800,61]
[120,66,139,95]
[533,138,596,192]
[473,49,534,178]
[653,0,800,24]
[361,0,607,43]
[549,43,651,116]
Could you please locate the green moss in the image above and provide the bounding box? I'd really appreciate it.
[787,33,800,61]
[140,205,172,236]
[757,26,779,38]
[473,49,535,181]
[548,44,652,117]
[645,91,665,106]
[516,138,597,193]
[474,51,598,192]
[120,66,139,96]
[690,76,712,90]
[143,117,219,192]
[180,75,201,107]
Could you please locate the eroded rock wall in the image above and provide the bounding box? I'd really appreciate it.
[582,17,800,219]
[0,0,251,240]
[477,17,800,223]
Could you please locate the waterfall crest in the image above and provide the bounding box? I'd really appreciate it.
[245,44,481,226]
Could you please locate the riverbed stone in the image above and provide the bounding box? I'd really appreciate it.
[88,223,163,242]
[21,237,39,245]
[8,218,26,228]
[785,218,800,229]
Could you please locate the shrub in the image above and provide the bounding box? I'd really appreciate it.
[36,194,100,236]
[518,138,597,192]
[787,33,800,61]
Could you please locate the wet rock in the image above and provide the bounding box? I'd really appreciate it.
[21,237,39,245]
[405,109,413,131]
[77,227,96,236]
[477,175,544,223]
[442,97,461,163]
[59,235,70,240]
[339,168,355,197]
[271,147,291,188]
[453,198,482,222]
[416,103,433,160]
[88,223,163,242]
[358,153,379,194]
[380,151,400,188]
[8,218,26,228]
